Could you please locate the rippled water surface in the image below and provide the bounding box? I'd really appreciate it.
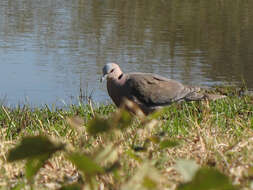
[0,0,253,106]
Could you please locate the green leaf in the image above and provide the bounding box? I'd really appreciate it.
[245,167,253,178]
[175,159,199,182]
[86,116,111,135]
[94,143,118,163]
[67,152,104,176]
[159,139,179,149]
[121,162,160,190]
[148,136,161,144]
[132,145,147,152]
[125,150,143,163]
[104,161,121,173]
[59,183,82,190]
[10,181,25,190]
[177,167,237,190]
[7,136,64,162]
[142,176,158,189]
[25,154,50,181]
[113,109,133,129]
[66,116,85,132]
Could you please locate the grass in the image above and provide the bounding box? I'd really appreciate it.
[0,86,253,189]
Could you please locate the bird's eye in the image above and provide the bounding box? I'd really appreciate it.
[110,69,115,73]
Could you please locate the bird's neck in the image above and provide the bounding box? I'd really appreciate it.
[108,73,125,84]
[106,78,124,107]
[114,71,123,80]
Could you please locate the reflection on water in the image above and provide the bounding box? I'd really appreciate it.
[0,0,253,106]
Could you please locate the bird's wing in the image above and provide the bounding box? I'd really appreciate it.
[125,73,200,107]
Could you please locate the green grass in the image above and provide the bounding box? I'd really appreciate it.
[1,87,253,189]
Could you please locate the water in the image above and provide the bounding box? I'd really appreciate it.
[0,0,253,106]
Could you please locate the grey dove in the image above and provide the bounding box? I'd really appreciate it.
[101,63,225,115]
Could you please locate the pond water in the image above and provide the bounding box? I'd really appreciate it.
[0,0,253,106]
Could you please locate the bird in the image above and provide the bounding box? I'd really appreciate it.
[101,63,225,115]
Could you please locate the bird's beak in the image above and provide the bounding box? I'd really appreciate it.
[100,74,107,83]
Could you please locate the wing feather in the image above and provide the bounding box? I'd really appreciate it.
[125,73,194,107]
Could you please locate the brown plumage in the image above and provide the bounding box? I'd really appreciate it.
[102,63,225,115]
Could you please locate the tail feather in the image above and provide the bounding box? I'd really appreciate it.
[185,92,206,101]
[184,86,227,101]
[204,94,227,101]
[183,86,205,101]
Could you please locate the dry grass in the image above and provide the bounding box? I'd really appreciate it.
[0,87,253,189]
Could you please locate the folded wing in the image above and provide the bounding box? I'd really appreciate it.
[125,73,205,107]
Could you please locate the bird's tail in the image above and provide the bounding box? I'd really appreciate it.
[184,86,227,101]
[204,94,227,101]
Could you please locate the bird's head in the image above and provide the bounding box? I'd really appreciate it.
[101,63,123,82]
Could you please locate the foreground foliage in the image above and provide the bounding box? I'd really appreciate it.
[1,87,253,189]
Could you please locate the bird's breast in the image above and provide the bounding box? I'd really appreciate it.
[107,80,127,107]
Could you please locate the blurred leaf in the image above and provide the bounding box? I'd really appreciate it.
[120,98,145,119]
[7,136,65,162]
[11,181,25,190]
[177,167,237,190]
[104,161,121,173]
[148,136,161,144]
[67,152,104,176]
[132,145,147,152]
[25,154,50,181]
[86,115,111,135]
[142,176,157,189]
[245,167,253,178]
[175,159,199,182]
[113,109,133,129]
[147,108,167,120]
[66,116,84,132]
[159,139,179,149]
[121,162,160,190]
[126,150,143,163]
[59,183,82,190]
[94,143,118,163]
